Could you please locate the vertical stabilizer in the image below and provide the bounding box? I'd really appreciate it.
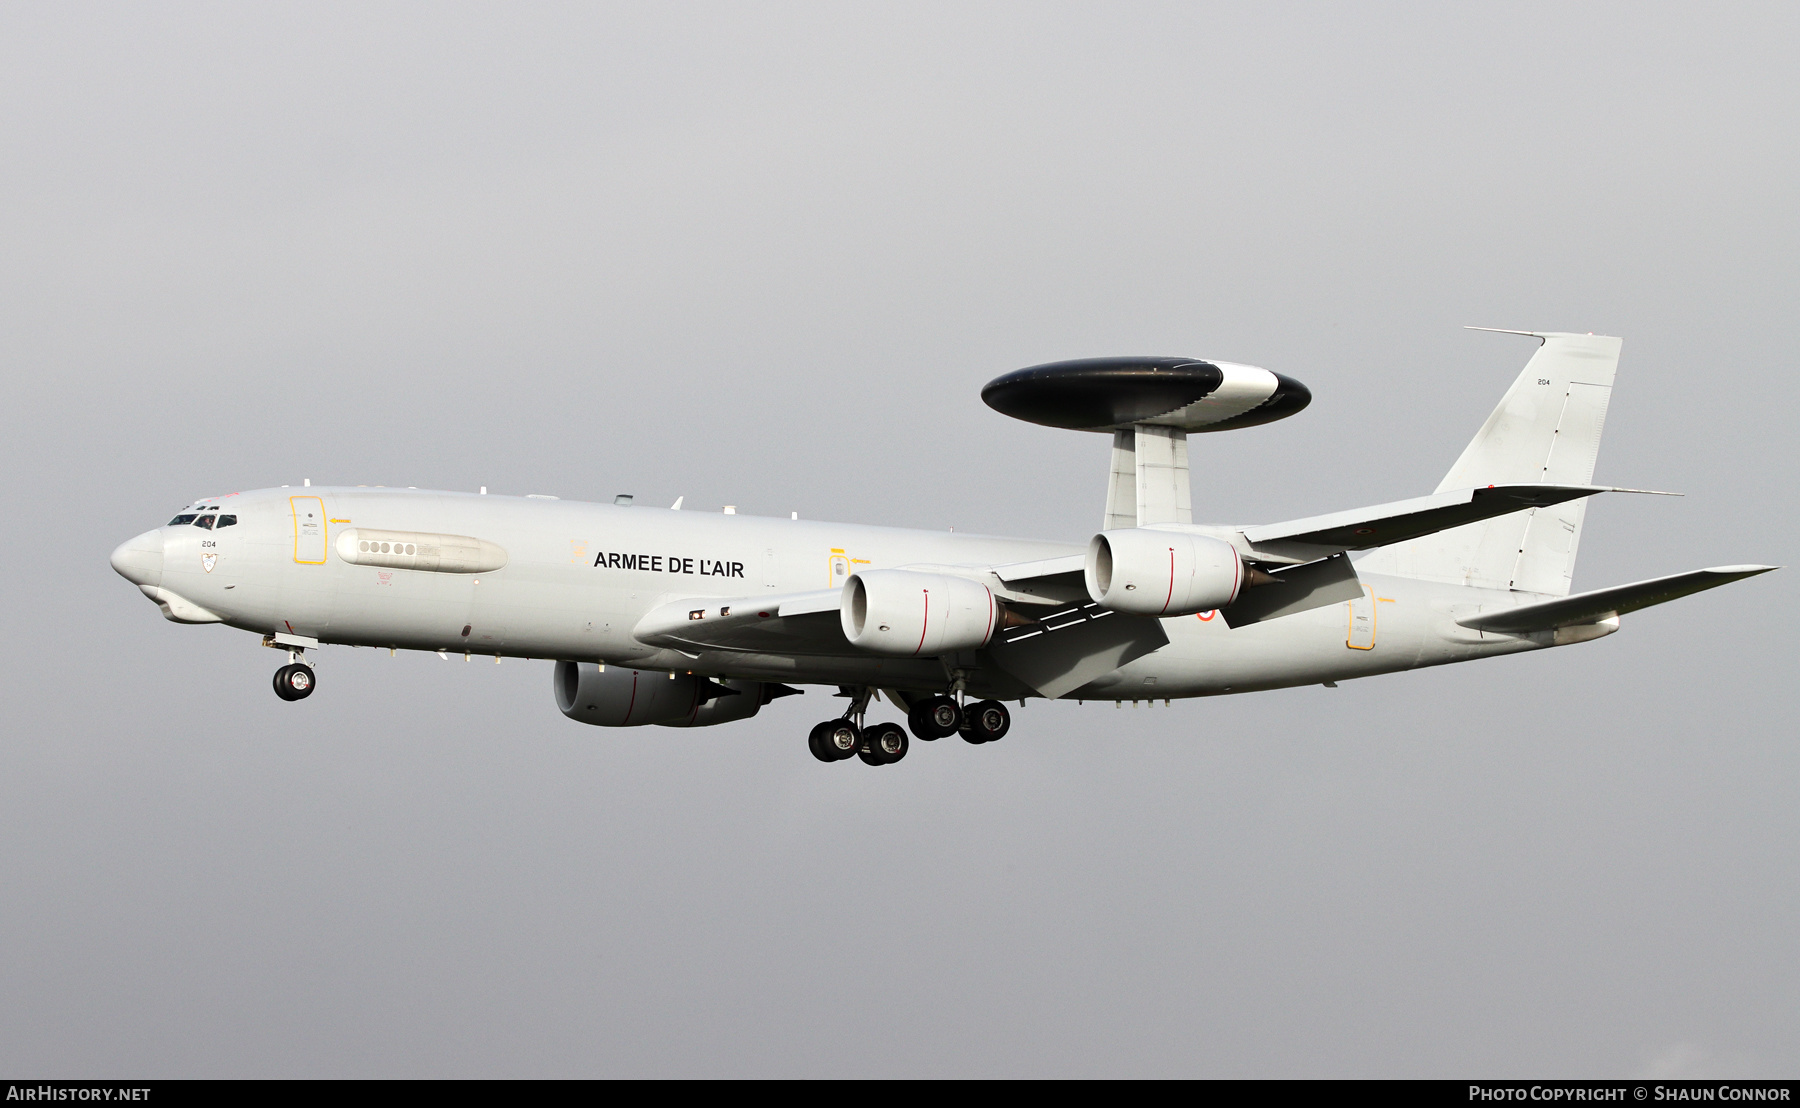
[1358,332,1621,595]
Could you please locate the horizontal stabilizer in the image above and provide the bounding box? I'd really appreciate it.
[1240,484,1653,562]
[1456,565,1778,634]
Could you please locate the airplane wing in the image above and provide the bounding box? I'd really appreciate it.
[632,571,1170,699]
[1455,565,1778,634]
[1237,484,1671,563]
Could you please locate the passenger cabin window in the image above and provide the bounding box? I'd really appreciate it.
[215,515,237,528]
[194,515,216,530]
[168,514,197,526]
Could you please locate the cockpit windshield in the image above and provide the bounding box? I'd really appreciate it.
[167,509,236,527]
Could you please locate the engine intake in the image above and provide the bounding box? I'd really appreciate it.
[841,569,998,656]
[1086,529,1245,616]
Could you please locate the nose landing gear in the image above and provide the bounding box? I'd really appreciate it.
[269,641,316,701]
[273,662,316,701]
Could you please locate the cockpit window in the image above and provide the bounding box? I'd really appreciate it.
[216,515,237,528]
[194,515,216,530]
[168,514,197,526]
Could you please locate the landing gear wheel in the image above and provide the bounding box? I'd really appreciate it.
[273,663,315,701]
[859,722,909,765]
[960,699,1010,743]
[907,695,962,740]
[807,721,838,763]
[814,719,862,761]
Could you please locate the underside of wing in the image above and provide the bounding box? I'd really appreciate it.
[989,553,1089,604]
[633,590,851,655]
[984,601,1169,698]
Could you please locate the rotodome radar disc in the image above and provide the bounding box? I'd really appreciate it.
[981,356,1312,433]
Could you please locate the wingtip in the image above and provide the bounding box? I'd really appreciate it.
[1706,564,1781,575]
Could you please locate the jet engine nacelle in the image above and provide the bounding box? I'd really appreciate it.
[554,660,728,727]
[841,569,998,657]
[1085,528,1245,616]
[658,679,773,728]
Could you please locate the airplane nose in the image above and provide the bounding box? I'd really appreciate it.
[110,530,165,588]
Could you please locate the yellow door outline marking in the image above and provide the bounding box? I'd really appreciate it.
[290,496,327,564]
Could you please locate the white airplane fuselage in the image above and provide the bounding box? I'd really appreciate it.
[117,485,1548,703]
[111,333,1774,748]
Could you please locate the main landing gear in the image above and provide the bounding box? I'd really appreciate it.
[808,686,912,766]
[959,699,1011,744]
[808,688,1013,766]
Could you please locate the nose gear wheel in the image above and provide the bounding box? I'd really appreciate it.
[273,663,316,701]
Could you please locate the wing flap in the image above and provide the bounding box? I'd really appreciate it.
[984,605,1169,698]
[1218,552,1364,627]
[1457,565,1778,634]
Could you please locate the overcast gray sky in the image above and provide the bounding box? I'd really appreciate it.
[2,1,1795,1078]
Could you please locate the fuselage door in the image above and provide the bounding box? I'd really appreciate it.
[291,496,327,564]
[1346,584,1376,650]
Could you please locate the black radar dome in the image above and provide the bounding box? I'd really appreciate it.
[981,356,1311,433]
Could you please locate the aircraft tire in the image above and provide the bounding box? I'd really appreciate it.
[807,722,837,763]
[863,722,908,765]
[819,720,862,761]
[273,663,315,701]
[961,699,1010,744]
[908,696,961,740]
